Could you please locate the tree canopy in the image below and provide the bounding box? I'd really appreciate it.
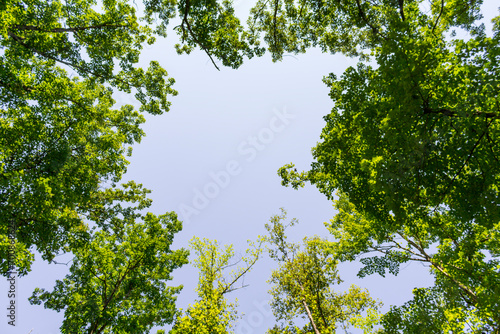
[275,0,500,331]
[170,237,261,334]
[0,0,178,274]
[2,0,500,332]
[264,209,381,334]
[29,183,189,334]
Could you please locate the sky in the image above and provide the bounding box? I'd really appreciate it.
[1,1,498,333]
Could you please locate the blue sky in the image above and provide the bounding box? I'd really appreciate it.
[1,1,498,333]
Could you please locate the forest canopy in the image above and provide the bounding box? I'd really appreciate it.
[1,0,499,333]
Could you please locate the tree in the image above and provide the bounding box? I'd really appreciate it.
[264,209,381,334]
[0,0,178,275]
[244,0,485,62]
[5,0,499,331]
[173,0,265,69]
[381,285,495,334]
[29,182,189,334]
[170,237,262,334]
[273,0,500,331]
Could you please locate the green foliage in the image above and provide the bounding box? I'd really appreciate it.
[381,285,497,334]
[29,183,189,334]
[4,0,500,332]
[264,209,381,334]
[245,0,485,61]
[0,0,177,274]
[170,237,262,334]
[174,0,265,69]
[275,0,500,331]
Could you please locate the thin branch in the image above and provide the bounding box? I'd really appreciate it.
[221,254,260,295]
[300,290,321,334]
[273,0,279,50]
[433,119,493,211]
[0,78,33,93]
[354,0,384,38]
[12,23,127,33]
[221,258,244,270]
[423,107,499,119]
[431,0,445,35]
[398,0,405,21]
[181,0,220,71]
[396,232,479,305]
[430,261,478,305]
[485,130,500,163]
[7,31,132,89]
[89,254,145,334]
[250,0,272,29]
[222,283,250,294]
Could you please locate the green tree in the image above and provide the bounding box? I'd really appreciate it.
[173,0,265,69]
[273,0,500,331]
[381,285,494,334]
[29,182,189,334]
[245,0,485,62]
[170,237,262,334]
[0,0,178,274]
[264,209,381,334]
[5,0,500,331]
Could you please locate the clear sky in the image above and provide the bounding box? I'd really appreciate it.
[1,1,498,333]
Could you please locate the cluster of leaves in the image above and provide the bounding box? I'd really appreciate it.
[1,1,189,332]
[264,209,381,334]
[29,183,189,333]
[174,0,265,69]
[274,0,500,332]
[170,237,262,334]
[0,0,178,274]
[4,0,500,333]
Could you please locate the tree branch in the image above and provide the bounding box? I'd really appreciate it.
[180,0,220,71]
[431,0,445,35]
[273,0,279,50]
[423,106,499,119]
[434,119,493,210]
[301,294,321,334]
[221,252,260,295]
[398,0,405,21]
[12,22,127,33]
[7,31,133,89]
[354,0,384,38]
